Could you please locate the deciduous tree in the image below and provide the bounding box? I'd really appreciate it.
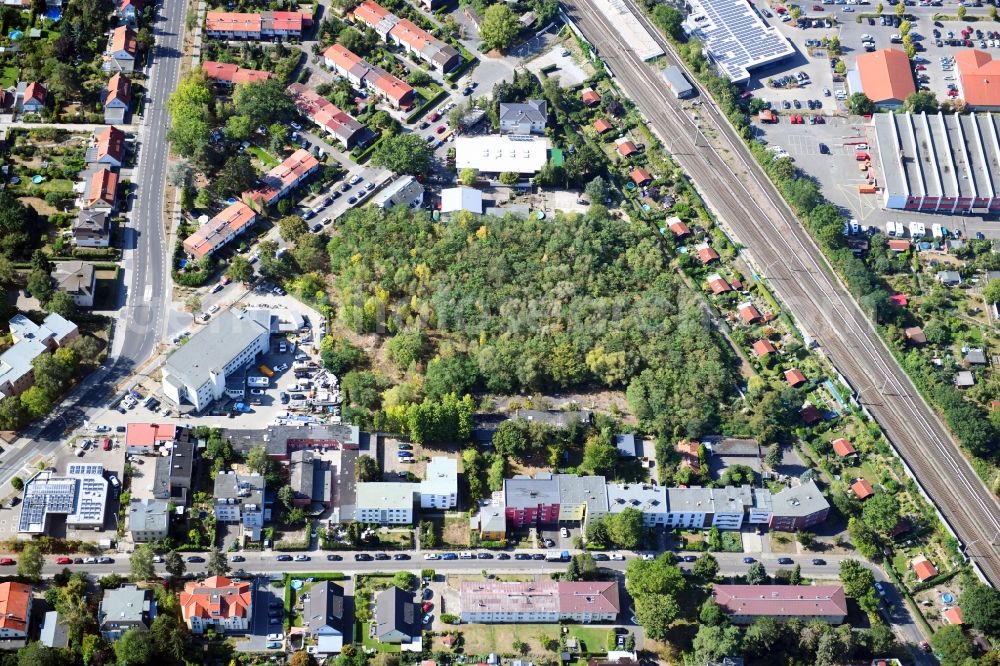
[479,4,519,51]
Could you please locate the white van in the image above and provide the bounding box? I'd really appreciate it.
[459,551,474,559]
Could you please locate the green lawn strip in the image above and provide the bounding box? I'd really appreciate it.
[247,145,279,168]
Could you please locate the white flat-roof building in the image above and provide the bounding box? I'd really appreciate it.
[18,464,108,534]
[455,135,550,176]
[419,457,457,509]
[372,176,424,210]
[682,0,794,83]
[355,482,415,524]
[440,186,483,214]
[162,309,271,411]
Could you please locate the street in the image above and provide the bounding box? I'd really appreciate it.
[562,0,1000,590]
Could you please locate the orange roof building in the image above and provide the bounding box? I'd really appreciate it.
[667,216,690,237]
[943,607,964,625]
[243,148,320,208]
[707,274,731,295]
[888,239,910,252]
[84,168,119,211]
[911,555,938,582]
[616,138,638,157]
[851,478,875,500]
[854,48,915,107]
[104,25,137,73]
[201,61,272,84]
[831,438,857,457]
[675,440,701,472]
[582,88,601,106]
[22,81,47,110]
[955,49,1000,110]
[752,339,776,357]
[323,44,414,108]
[125,423,178,452]
[695,243,719,264]
[784,368,807,387]
[205,10,310,38]
[180,576,253,634]
[105,72,132,109]
[91,126,126,167]
[594,118,613,134]
[184,201,258,259]
[737,302,761,324]
[0,582,32,638]
[630,167,652,186]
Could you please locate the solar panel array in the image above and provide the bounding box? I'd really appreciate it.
[685,0,795,82]
[18,465,109,533]
[18,477,75,532]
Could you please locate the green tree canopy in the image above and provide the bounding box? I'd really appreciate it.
[479,4,519,51]
[930,624,975,665]
[167,70,214,163]
[215,154,259,197]
[356,454,381,482]
[232,78,295,128]
[372,133,433,176]
[130,544,156,581]
[903,90,939,114]
[959,581,1000,638]
[847,92,875,116]
[114,627,154,666]
[228,256,255,284]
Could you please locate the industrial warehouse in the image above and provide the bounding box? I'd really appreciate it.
[870,111,1000,214]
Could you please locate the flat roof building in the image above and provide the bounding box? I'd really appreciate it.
[161,309,271,411]
[682,0,794,82]
[290,450,333,508]
[662,66,695,99]
[440,186,483,214]
[128,499,169,542]
[372,176,424,210]
[356,482,415,524]
[455,135,550,176]
[871,111,1000,213]
[18,464,108,534]
[99,585,155,641]
[420,457,458,509]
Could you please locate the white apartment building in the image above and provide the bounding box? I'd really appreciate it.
[355,482,414,524]
[213,471,266,541]
[162,309,271,411]
[419,457,457,509]
[606,483,668,526]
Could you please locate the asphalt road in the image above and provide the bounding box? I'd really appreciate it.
[116,0,188,371]
[561,0,1000,588]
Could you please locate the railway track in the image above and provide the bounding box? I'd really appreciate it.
[561,0,1000,584]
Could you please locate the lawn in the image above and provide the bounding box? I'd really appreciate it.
[442,512,469,547]
[360,621,401,652]
[0,65,18,88]
[247,145,279,168]
[449,623,610,656]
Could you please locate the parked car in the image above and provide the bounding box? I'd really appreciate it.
[532,553,546,560]
[514,553,530,560]
[811,558,826,565]
[187,556,205,563]
[98,557,114,564]
[424,553,440,560]
[276,554,293,562]
[355,553,373,561]
[294,555,310,562]
[326,554,343,561]
[742,557,755,564]
[231,555,245,562]
[55,557,73,565]
[778,557,794,564]
[496,553,510,560]
[393,554,410,560]
[683,555,698,562]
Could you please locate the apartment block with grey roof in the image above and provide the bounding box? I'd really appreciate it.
[556,474,608,526]
[607,483,668,526]
[214,471,266,541]
[99,585,155,641]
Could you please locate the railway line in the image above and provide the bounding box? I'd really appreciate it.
[560,0,1000,585]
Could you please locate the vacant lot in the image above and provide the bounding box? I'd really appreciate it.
[441,623,609,656]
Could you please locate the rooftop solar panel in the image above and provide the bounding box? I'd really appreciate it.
[683,0,794,82]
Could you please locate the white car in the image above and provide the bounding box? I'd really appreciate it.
[560,527,569,537]
[208,304,220,314]
[609,553,626,561]
[424,553,440,560]
[349,174,362,185]
[267,633,284,642]
[250,389,265,395]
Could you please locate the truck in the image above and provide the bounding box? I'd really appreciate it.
[248,376,270,388]
[546,550,570,562]
[258,364,274,378]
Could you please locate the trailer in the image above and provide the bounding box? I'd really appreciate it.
[546,550,570,562]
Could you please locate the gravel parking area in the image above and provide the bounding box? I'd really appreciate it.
[525,44,593,88]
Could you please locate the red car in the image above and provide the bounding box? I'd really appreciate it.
[915,64,926,70]
[428,111,440,122]
[812,4,823,9]
[102,438,112,451]
[435,125,446,134]
[0,558,15,566]
[55,557,73,565]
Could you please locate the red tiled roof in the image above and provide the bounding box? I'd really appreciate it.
[86,168,119,208]
[119,0,141,12]
[752,339,776,356]
[616,139,638,157]
[0,582,31,634]
[352,0,392,25]
[105,72,132,106]
[713,584,847,619]
[888,239,910,252]
[184,201,258,259]
[594,118,613,133]
[24,81,46,104]
[831,438,856,457]
[856,48,915,104]
[668,218,690,237]
[889,293,908,307]
[912,556,938,582]
[558,581,620,614]
[784,368,806,387]
[125,423,177,448]
[943,607,964,625]
[954,49,1000,108]
[269,10,307,32]
[205,11,263,34]
[95,126,126,163]
[676,440,701,471]
[180,576,252,622]
[201,61,272,84]
[582,88,601,105]
[110,25,137,56]
[244,148,320,207]
[738,302,761,324]
[707,274,731,295]
[851,478,874,500]
[696,244,719,264]
[630,167,651,185]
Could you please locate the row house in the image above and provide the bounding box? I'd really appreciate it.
[350,0,460,72]
[504,473,560,527]
[182,200,257,259]
[204,10,312,39]
[458,581,619,624]
[323,44,414,109]
[287,83,370,149]
[104,72,132,124]
[242,148,320,208]
[202,61,272,85]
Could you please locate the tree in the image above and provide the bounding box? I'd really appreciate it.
[290,653,314,666]
[693,553,719,580]
[479,4,519,51]
[957,4,967,20]
[164,551,186,579]
[847,92,875,116]
[268,122,290,153]
[634,594,679,640]
[10,476,23,491]
[458,168,477,186]
[743,617,783,658]
[991,4,998,21]
[228,256,254,284]
[206,547,229,576]
[719,464,755,486]
[15,643,63,666]
[215,155,259,197]
[899,19,911,36]
[585,176,609,204]
[931,625,974,665]
[357,454,381,482]
[983,278,1000,304]
[904,90,939,114]
[184,294,201,317]
[606,507,644,549]
[498,171,520,185]
[861,491,899,534]
[867,622,895,655]
[232,78,294,128]
[692,624,742,664]
[130,544,156,581]
[26,267,53,303]
[765,444,782,469]
[875,2,883,14]
[150,614,187,661]
[582,437,618,476]
[17,542,42,580]
[167,70,214,163]
[114,628,153,666]
[960,582,1000,638]
[651,5,684,40]
[512,639,529,656]
[492,420,529,459]
[848,516,881,559]
[372,133,432,176]
[487,454,507,492]
[46,291,77,319]
[278,215,309,243]
[392,572,418,590]
[839,559,875,598]
[699,598,726,626]
[896,1,905,16]
[746,561,767,585]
